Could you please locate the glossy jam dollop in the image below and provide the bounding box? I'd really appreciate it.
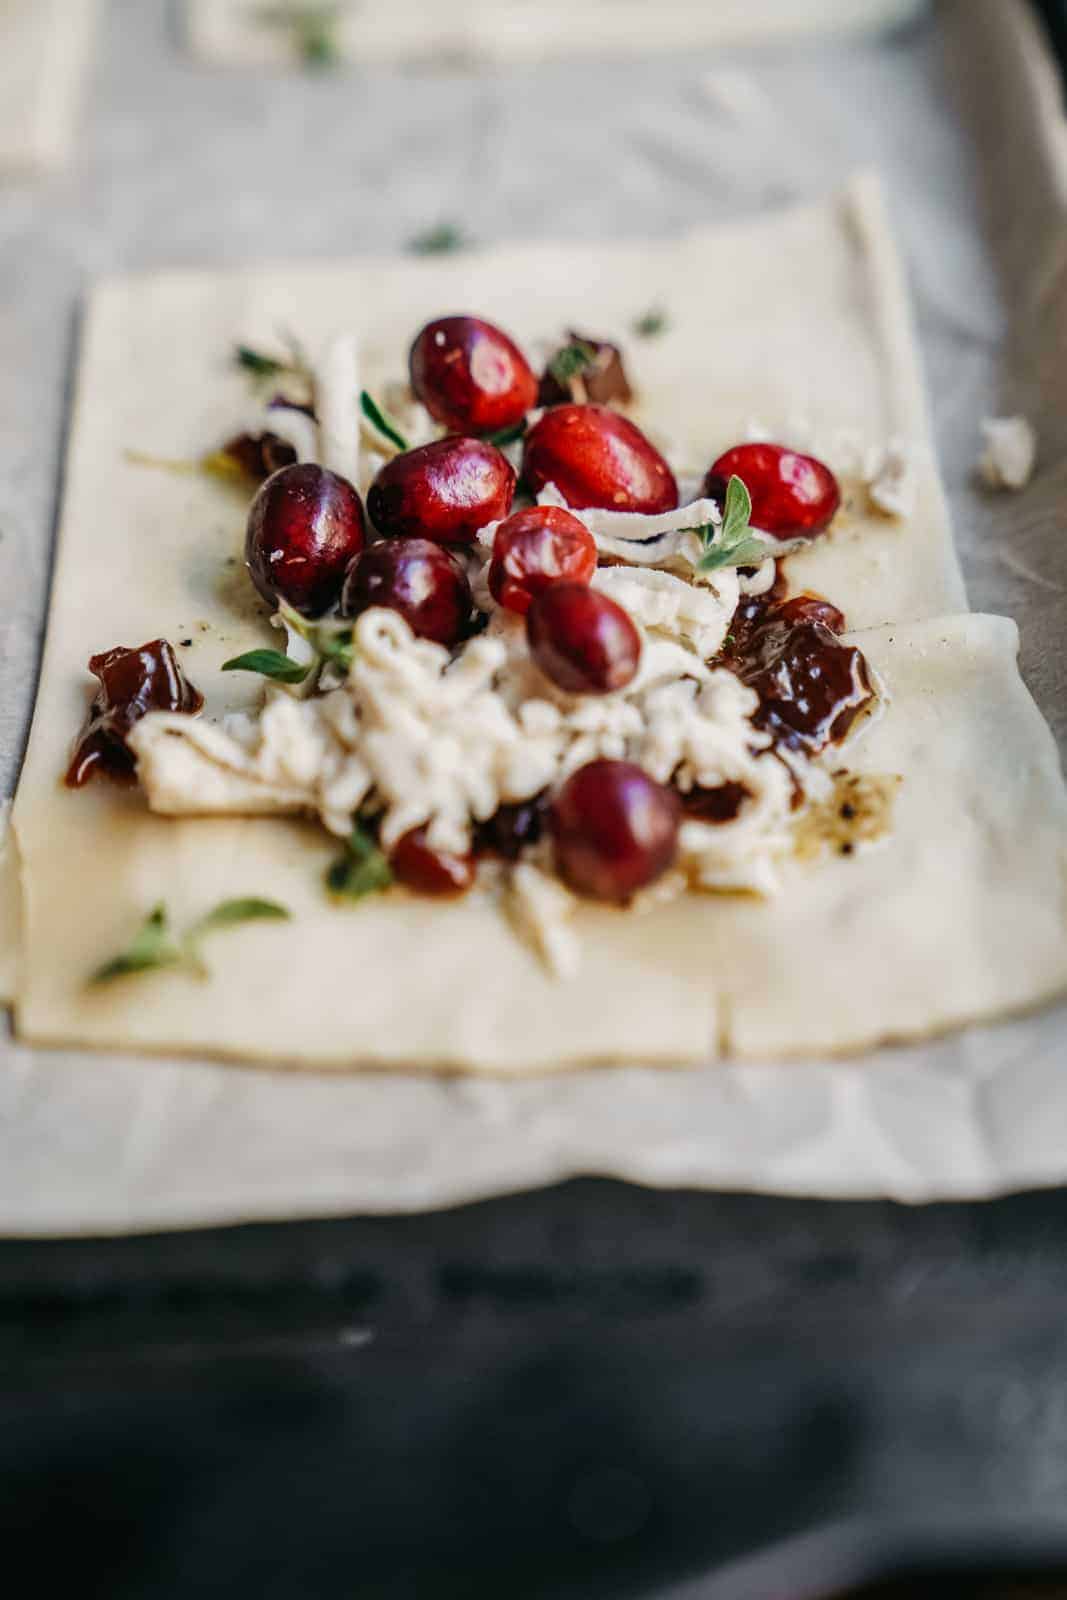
[527,582,642,696]
[522,404,678,515]
[341,537,472,647]
[409,316,538,435]
[489,506,598,616]
[551,759,681,902]
[66,641,203,788]
[730,616,872,753]
[246,463,365,617]
[704,443,840,540]
[391,826,476,897]
[368,437,516,546]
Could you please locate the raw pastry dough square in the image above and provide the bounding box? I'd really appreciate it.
[13,176,1061,1072]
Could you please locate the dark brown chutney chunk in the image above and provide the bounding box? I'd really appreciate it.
[681,782,750,824]
[730,616,873,754]
[474,795,549,861]
[538,332,634,409]
[65,640,203,787]
[220,430,298,483]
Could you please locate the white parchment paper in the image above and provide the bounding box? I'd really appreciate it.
[1,0,1065,1232]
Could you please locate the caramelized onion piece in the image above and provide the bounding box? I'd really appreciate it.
[66,640,203,788]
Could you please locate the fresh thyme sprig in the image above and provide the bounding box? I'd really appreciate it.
[360,390,409,452]
[326,823,393,901]
[254,3,342,68]
[222,602,355,685]
[408,222,468,256]
[548,339,598,388]
[694,476,778,572]
[90,899,290,986]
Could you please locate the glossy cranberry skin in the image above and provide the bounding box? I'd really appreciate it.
[489,506,598,616]
[368,437,516,546]
[703,443,840,540]
[523,404,678,515]
[410,316,538,435]
[391,827,475,897]
[245,463,365,617]
[527,582,641,696]
[341,538,472,647]
[552,760,681,903]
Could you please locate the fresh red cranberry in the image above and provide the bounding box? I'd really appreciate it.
[703,443,840,540]
[368,437,516,546]
[552,760,680,902]
[410,316,538,435]
[245,463,365,617]
[772,594,846,633]
[391,826,475,897]
[489,506,598,616]
[341,538,471,648]
[527,582,641,696]
[522,404,678,514]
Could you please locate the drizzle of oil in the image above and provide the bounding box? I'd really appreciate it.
[793,771,902,862]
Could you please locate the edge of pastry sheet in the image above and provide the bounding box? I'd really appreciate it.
[186,1,929,67]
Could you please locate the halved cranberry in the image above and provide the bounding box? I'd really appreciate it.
[410,316,538,435]
[489,506,597,616]
[703,443,840,540]
[368,437,516,546]
[527,582,641,696]
[341,537,472,648]
[552,760,680,902]
[522,404,678,514]
[245,463,365,617]
[391,826,475,897]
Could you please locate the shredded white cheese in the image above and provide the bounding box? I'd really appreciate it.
[508,863,581,979]
[314,334,361,484]
[978,416,1036,491]
[865,439,918,519]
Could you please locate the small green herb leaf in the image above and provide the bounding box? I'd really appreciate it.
[360,390,409,452]
[221,649,313,684]
[409,222,468,256]
[235,344,288,379]
[190,899,291,938]
[549,340,598,388]
[633,307,669,339]
[721,474,752,543]
[254,3,341,67]
[695,475,774,572]
[486,420,528,449]
[90,898,292,988]
[327,824,393,902]
[90,905,183,986]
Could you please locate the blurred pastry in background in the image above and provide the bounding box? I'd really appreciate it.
[0,0,99,174]
[185,0,929,70]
